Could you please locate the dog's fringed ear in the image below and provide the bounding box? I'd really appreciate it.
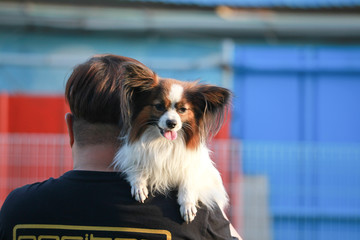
[119,62,159,134]
[193,85,232,139]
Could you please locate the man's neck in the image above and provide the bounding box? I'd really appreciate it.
[72,143,117,172]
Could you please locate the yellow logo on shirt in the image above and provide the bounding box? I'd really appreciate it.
[13,224,171,240]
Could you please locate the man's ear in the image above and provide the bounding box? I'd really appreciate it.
[65,113,74,147]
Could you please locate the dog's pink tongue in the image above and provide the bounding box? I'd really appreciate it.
[164,131,177,140]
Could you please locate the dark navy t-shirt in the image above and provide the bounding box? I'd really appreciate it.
[0,170,232,240]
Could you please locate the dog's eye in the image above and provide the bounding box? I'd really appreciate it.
[178,107,187,114]
[154,104,165,111]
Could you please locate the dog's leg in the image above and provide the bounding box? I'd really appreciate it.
[131,182,148,203]
[180,202,197,224]
[178,185,198,223]
[128,174,149,203]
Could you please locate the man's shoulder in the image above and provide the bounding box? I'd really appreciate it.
[8,177,58,198]
[0,177,59,235]
[1,177,58,212]
[0,170,129,216]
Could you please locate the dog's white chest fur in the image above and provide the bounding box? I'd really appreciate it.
[113,127,228,223]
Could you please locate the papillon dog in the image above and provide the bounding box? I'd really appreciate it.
[113,62,231,223]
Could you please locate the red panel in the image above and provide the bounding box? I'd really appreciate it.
[0,94,10,132]
[214,111,231,139]
[0,94,10,203]
[4,95,70,133]
[0,94,71,205]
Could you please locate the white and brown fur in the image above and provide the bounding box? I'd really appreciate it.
[113,63,231,223]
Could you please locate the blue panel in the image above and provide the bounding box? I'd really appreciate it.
[232,46,303,141]
[233,72,300,141]
[232,45,360,143]
[317,75,360,142]
[233,46,304,71]
[234,45,360,240]
[314,47,360,72]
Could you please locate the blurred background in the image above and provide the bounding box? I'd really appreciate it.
[1,0,360,239]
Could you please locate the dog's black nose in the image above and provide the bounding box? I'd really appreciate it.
[166,120,177,129]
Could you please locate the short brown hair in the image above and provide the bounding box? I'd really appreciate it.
[65,54,153,146]
[65,54,148,124]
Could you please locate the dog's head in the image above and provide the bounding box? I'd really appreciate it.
[120,63,231,149]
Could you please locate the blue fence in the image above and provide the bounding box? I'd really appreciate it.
[232,45,360,240]
[242,142,360,240]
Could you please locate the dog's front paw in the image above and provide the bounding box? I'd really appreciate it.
[180,202,197,223]
[131,183,149,203]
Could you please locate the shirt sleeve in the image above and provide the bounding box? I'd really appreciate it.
[0,221,5,240]
[203,206,233,240]
[0,190,19,240]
